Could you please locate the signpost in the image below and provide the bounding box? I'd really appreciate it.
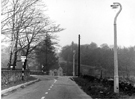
[21,56,26,80]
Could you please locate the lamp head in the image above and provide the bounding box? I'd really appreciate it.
[111,5,117,9]
[111,2,119,9]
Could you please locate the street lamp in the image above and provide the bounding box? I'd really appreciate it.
[73,50,76,76]
[21,56,26,80]
[111,2,122,93]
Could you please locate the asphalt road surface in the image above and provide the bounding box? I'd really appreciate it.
[2,75,92,99]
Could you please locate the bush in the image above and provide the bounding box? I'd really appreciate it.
[73,75,135,99]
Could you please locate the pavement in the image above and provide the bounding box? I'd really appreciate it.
[1,75,92,99]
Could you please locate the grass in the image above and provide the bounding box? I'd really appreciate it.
[1,76,37,90]
[72,76,135,99]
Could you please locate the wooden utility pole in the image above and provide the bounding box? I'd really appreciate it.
[46,33,48,73]
[78,34,80,76]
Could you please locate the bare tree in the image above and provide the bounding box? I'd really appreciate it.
[18,17,64,69]
[1,0,64,69]
[1,0,42,69]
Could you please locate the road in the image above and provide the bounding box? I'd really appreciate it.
[2,75,92,99]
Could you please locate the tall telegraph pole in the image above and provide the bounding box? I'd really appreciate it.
[78,34,80,76]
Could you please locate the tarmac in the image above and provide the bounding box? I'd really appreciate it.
[1,76,92,99]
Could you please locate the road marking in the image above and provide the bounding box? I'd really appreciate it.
[50,84,54,89]
[41,96,45,99]
[45,92,48,94]
[48,88,51,90]
[54,79,57,83]
[50,86,52,88]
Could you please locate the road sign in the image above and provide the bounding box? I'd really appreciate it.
[21,56,26,62]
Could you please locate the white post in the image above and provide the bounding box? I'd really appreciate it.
[73,50,75,76]
[21,56,26,81]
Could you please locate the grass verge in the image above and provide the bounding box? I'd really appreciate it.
[72,75,135,99]
[2,76,37,90]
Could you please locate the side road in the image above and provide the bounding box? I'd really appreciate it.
[1,78,40,96]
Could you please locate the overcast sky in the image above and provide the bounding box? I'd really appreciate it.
[44,0,135,48]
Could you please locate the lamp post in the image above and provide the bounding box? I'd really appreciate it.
[21,56,26,81]
[73,50,76,76]
[111,2,122,93]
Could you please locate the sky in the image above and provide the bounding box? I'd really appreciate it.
[44,0,135,48]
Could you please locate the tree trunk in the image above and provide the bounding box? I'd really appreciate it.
[24,59,27,70]
[13,51,17,70]
[13,32,19,70]
[8,51,13,69]
[23,44,30,70]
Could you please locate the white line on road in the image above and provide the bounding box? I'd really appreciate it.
[45,92,48,94]
[50,84,53,88]
[41,96,45,99]
[54,79,57,83]
[48,88,51,90]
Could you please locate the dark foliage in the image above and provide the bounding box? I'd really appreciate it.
[35,34,59,73]
[60,42,135,77]
[73,75,135,99]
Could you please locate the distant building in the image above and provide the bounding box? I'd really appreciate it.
[49,70,54,76]
[58,67,63,76]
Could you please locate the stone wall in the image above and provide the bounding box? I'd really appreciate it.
[1,70,30,86]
